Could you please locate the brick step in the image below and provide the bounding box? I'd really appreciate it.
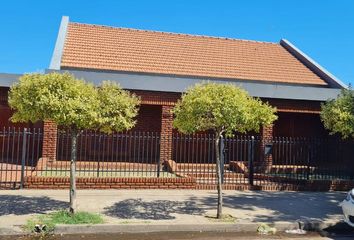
[183,172,245,179]
[269,165,315,174]
[177,163,229,171]
[196,178,248,184]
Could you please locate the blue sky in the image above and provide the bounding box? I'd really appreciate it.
[0,0,353,85]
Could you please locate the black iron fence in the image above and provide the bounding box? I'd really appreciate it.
[1,127,354,189]
[270,137,354,181]
[0,127,42,189]
[55,130,161,178]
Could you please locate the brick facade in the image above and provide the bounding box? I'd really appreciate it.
[274,112,328,137]
[131,90,181,106]
[1,86,353,191]
[42,121,58,161]
[160,105,174,162]
[265,98,322,114]
[132,105,162,132]
[261,124,274,168]
[0,88,330,169]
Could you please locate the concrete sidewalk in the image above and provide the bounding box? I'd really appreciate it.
[0,189,346,232]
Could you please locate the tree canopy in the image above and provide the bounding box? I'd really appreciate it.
[173,82,277,136]
[97,81,140,133]
[8,73,140,133]
[321,89,354,139]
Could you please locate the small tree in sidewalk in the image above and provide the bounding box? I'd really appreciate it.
[9,73,140,213]
[173,82,277,219]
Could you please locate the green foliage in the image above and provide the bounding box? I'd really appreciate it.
[25,210,104,233]
[97,81,140,133]
[321,89,354,139]
[173,82,277,136]
[8,73,140,133]
[9,72,99,130]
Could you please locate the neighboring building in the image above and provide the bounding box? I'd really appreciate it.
[0,16,345,163]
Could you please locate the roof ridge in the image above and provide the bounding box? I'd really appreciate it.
[69,21,278,45]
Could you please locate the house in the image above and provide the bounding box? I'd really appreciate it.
[1,16,350,191]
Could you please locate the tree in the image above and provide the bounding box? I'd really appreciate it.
[9,73,140,213]
[321,89,354,139]
[173,82,277,219]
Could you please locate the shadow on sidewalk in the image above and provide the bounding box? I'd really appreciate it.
[189,191,344,222]
[104,198,205,220]
[0,195,68,215]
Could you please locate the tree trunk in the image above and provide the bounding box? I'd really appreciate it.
[215,131,223,219]
[69,131,78,214]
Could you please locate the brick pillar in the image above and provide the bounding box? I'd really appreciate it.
[160,105,173,163]
[261,124,273,170]
[39,121,58,168]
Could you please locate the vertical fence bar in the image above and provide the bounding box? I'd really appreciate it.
[0,127,5,188]
[248,136,255,186]
[306,139,311,181]
[157,134,161,178]
[20,128,27,189]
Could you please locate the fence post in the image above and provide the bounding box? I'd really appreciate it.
[220,136,225,184]
[248,136,255,186]
[20,128,28,189]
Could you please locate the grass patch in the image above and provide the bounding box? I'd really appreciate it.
[25,210,104,234]
[205,214,236,223]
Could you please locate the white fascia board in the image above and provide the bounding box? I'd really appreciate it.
[49,16,69,70]
[280,39,347,89]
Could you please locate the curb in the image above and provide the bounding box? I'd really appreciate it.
[0,227,25,236]
[0,220,342,236]
[54,222,308,235]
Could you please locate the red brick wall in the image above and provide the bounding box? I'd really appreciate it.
[25,176,196,189]
[261,125,274,167]
[274,112,328,137]
[131,90,181,106]
[42,121,58,161]
[131,105,162,132]
[160,105,174,162]
[265,98,322,114]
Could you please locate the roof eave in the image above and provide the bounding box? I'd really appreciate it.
[45,69,342,102]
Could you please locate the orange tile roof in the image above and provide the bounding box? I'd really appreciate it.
[61,22,328,86]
